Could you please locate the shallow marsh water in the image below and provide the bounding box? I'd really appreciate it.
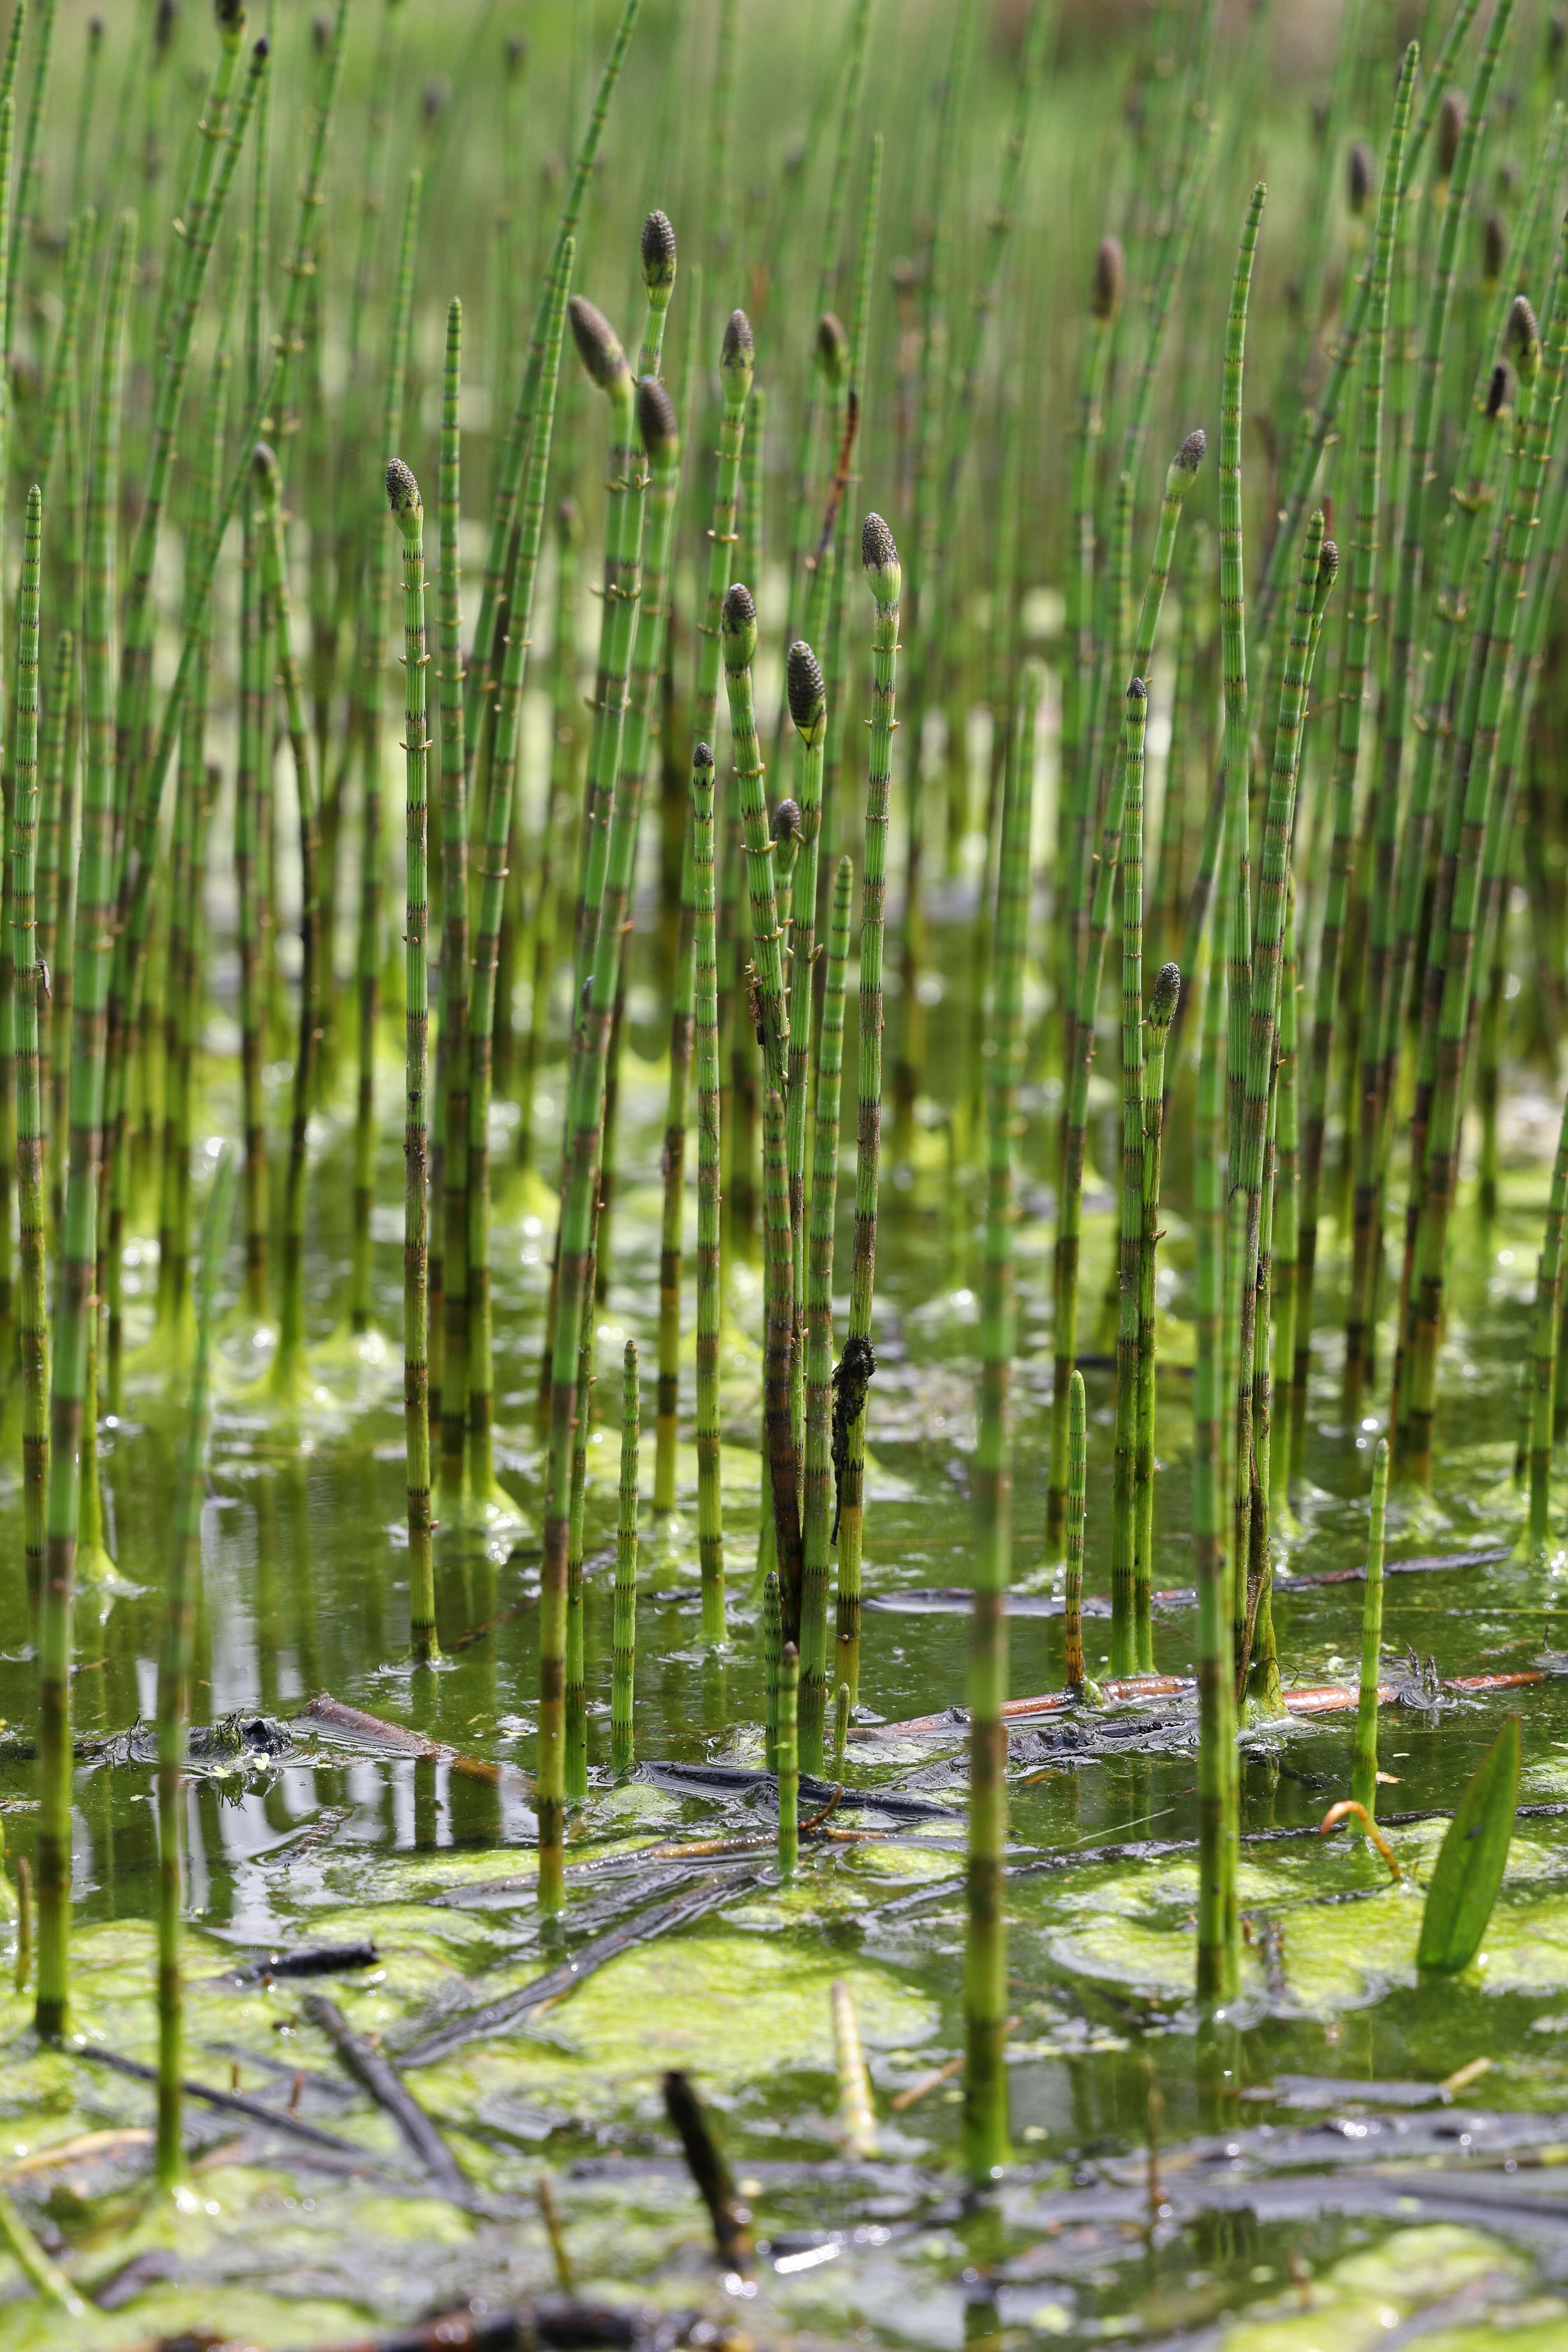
[5,906,1568,2349]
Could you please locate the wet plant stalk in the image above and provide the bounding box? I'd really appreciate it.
[11,486,43,1621]
[778,1642,799,1879]
[1065,1369,1087,1692]
[36,210,133,2041]
[1110,679,1150,1677]
[836,516,902,1709]
[800,855,852,1768]
[1351,1437,1389,1824]
[763,1568,782,1771]
[389,458,437,1662]
[1136,964,1180,1666]
[157,1153,233,2191]
[611,1340,640,1772]
[693,744,724,1643]
[437,298,470,1503]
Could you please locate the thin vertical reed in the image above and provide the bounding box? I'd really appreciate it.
[12,485,43,1621]
[693,743,724,1643]
[1351,1439,1389,1823]
[612,1340,639,1771]
[1110,680,1150,1675]
[1065,1369,1087,1692]
[778,1642,799,1879]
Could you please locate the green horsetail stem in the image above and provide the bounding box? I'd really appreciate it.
[964,619,1036,2186]
[1065,1367,1087,1691]
[467,236,574,1514]
[1269,885,1301,1501]
[764,1567,782,1770]
[537,292,650,1898]
[350,164,421,1337]
[437,298,470,1503]
[1406,223,1568,1487]
[1231,518,1334,1686]
[389,457,436,1660]
[1351,1439,1390,1823]
[254,443,322,1402]
[763,1081,798,1590]
[35,629,68,1332]
[35,206,85,517]
[1058,234,1122,1112]
[596,364,682,1315]
[236,430,268,1317]
[157,1150,233,2192]
[693,744,724,1644]
[0,2180,82,2317]
[1194,784,1238,2006]
[1526,1090,1568,1551]
[612,1340,639,1772]
[785,641,827,1353]
[822,135,881,845]
[1135,962,1180,1667]
[7,0,52,348]
[35,210,133,2042]
[1250,0,1478,670]
[801,855,852,1768]
[1348,0,1516,1400]
[0,92,17,1352]
[12,485,43,1621]
[113,11,259,795]
[156,341,228,1357]
[1047,428,1204,1562]
[1296,51,1415,1430]
[1219,187,1265,1174]
[464,0,641,761]
[778,1642,799,1880]
[566,1324,594,1802]
[653,310,750,1518]
[1110,680,1150,1677]
[835,515,900,1711]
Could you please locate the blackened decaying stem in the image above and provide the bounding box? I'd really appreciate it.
[662,2069,753,2270]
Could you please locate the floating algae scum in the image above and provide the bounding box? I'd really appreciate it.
[14,2,1568,2347]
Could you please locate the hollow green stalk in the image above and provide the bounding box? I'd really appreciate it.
[35,210,133,2042]
[255,443,322,1403]
[1065,1368,1087,1692]
[964,615,1036,2184]
[801,855,851,1769]
[612,1340,639,1772]
[1048,428,1204,1561]
[1351,1439,1389,1823]
[1407,226,1568,1485]
[1135,962,1180,1668]
[693,744,724,1644]
[467,238,574,1515]
[1110,680,1150,1677]
[157,1150,233,2191]
[437,298,470,1504]
[388,458,435,1659]
[785,642,827,1356]
[1296,54,1415,1431]
[763,1567,781,1771]
[778,1642,799,1880]
[12,485,43,1623]
[835,516,901,1711]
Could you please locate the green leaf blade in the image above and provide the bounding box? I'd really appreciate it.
[1416,1714,1522,1975]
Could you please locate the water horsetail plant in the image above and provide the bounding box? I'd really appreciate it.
[437,298,470,1508]
[156,1151,234,2193]
[254,443,322,1408]
[389,457,437,1663]
[1347,0,1517,1406]
[1135,961,1180,1663]
[763,1568,782,1770]
[1231,514,1334,1698]
[1404,220,1568,1487]
[785,641,827,1317]
[12,485,43,1621]
[1351,1439,1390,1827]
[1194,798,1238,2008]
[1524,1087,1568,1553]
[801,854,852,1768]
[1295,51,1416,1421]
[612,1340,639,1772]
[598,368,682,1316]
[835,513,900,1711]
[778,1643,799,1880]
[965,629,1036,2186]
[1049,425,1204,1566]
[1065,1369,1087,1694]
[467,233,574,1521]
[763,1086,799,1630]
[1110,678,1150,1678]
[693,743,724,1645]
[654,308,750,1518]
[35,209,134,2041]
[350,163,421,1341]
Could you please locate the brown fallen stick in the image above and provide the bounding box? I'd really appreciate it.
[889,2016,1020,2113]
[295,1691,507,1789]
[856,1667,1551,1739]
[76,2047,401,2172]
[663,2068,753,2271]
[304,1994,471,2203]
